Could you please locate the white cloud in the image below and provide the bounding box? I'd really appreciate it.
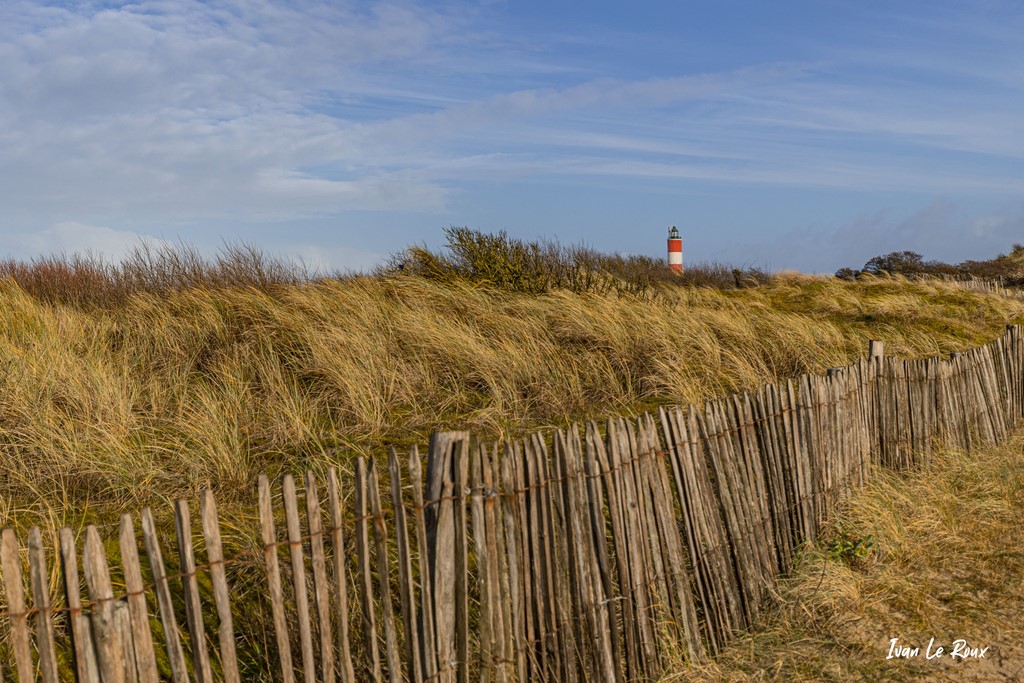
[0,221,386,272]
[268,243,386,274]
[4,222,171,261]
[0,1,465,225]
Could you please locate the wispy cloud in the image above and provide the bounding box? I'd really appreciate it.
[0,1,1022,266]
[269,242,386,273]
[0,1,465,225]
[4,222,171,261]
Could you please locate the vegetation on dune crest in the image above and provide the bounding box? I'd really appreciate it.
[0,241,310,309]
[836,243,1024,282]
[386,226,772,294]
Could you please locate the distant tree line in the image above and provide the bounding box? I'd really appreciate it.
[836,244,1024,283]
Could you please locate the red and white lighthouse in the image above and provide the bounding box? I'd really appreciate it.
[667,225,683,273]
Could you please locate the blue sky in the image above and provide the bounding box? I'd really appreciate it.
[2,0,1023,273]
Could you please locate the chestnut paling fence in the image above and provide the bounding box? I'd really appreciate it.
[1,325,1023,682]
[940,275,1024,299]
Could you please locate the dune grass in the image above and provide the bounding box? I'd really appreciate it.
[0,258,1021,524]
[666,431,1024,682]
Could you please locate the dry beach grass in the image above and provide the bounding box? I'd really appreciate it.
[0,256,1020,520]
[665,433,1024,682]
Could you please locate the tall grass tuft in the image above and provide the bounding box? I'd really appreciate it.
[0,242,313,309]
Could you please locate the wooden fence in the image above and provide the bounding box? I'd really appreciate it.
[938,274,1024,298]
[1,325,1023,681]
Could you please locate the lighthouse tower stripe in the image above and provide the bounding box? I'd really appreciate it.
[668,238,683,271]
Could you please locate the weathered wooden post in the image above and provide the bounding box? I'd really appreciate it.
[868,340,885,466]
[425,431,471,683]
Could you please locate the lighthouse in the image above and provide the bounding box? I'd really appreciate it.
[667,226,683,273]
